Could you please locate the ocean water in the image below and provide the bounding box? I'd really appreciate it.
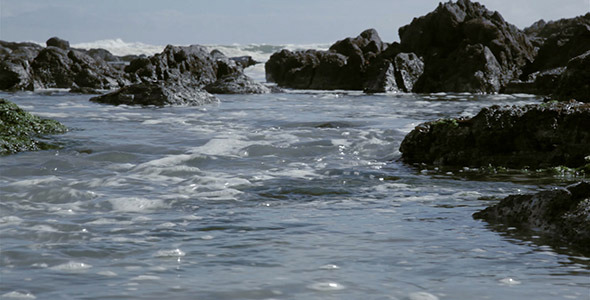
[1,41,589,300]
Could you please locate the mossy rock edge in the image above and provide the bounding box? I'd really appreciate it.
[0,98,67,155]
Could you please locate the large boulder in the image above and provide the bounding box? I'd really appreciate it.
[46,37,70,50]
[31,47,124,90]
[554,51,590,102]
[0,41,43,91]
[89,81,219,106]
[0,98,67,155]
[399,0,535,93]
[473,182,590,253]
[363,52,424,93]
[399,101,590,169]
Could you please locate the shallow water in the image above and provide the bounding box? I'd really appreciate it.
[0,91,588,300]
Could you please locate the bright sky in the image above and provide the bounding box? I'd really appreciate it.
[1,0,588,45]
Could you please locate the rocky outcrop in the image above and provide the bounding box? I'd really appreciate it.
[46,37,70,50]
[554,51,590,102]
[0,37,128,91]
[399,101,590,169]
[0,98,67,155]
[89,81,219,106]
[121,45,267,95]
[0,41,43,91]
[521,13,590,78]
[473,182,590,253]
[506,14,590,97]
[399,0,535,93]
[265,29,422,92]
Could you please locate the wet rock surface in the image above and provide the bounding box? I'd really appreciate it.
[399,101,590,169]
[265,29,423,92]
[0,98,67,155]
[399,0,535,93]
[89,81,219,107]
[473,181,590,253]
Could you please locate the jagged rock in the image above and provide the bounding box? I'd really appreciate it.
[473,182,590,253]
[266,29,389,90]
[0,42,43,91]
[0,98,67,155]
[393,53,424,92]
[89,81,219,106]
[555,51,590,102]
[124,45,238,86]
[30,47,123,89]
[205,74,269,94]
[399,0,535,93]
[522,13,590,78]
[46,37,70,50]
[363,52,424,93]
[399,101,590,169]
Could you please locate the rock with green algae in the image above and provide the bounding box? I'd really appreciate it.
[399,100,590,169]
[0,98,67,155]
[473,181,590,253]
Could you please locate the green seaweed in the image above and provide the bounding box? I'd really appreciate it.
[431,118,459,128]
[0,98,67,155]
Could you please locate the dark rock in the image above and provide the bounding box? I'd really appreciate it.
[69,86,103,94]
[205,73,269,94]
[0,41,43,91]
[266,29,389,90]
[473,182,590,253]
[0,98,67,155]
[503,67,565,95]
[85,48,120,62]
[124,45,235,86]
[89,81,219,106]
[554,50,590,102]
[30,47,124,90]
[46,37,70,50]
[393,53,424,92]
[363,58,398,93]
[231,56,258,69]
[399,101,590,169]
[521,13,590,78]
[399,0,535,93]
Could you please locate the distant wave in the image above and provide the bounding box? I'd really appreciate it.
[71,38,165,56]
[69,38,330,62]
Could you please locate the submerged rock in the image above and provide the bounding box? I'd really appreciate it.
[399,101,590,169]
[89,81,219,106]
[204,73,270,94]
[399,0,535,93]
[0,98,67,155]
[473,182,590,253]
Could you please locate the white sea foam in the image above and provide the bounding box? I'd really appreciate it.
[307,282,346,291]
[50,261,92,272]
[72,38,164,56]
[408,292,439,300]
[0,291,37,299]
[108,197,167,212]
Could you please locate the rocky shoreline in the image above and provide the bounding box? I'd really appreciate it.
[1,0,588,252]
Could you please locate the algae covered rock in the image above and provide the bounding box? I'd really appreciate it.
[0,98,67,155]
[473,181,590,253]
[399,101,590,169]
